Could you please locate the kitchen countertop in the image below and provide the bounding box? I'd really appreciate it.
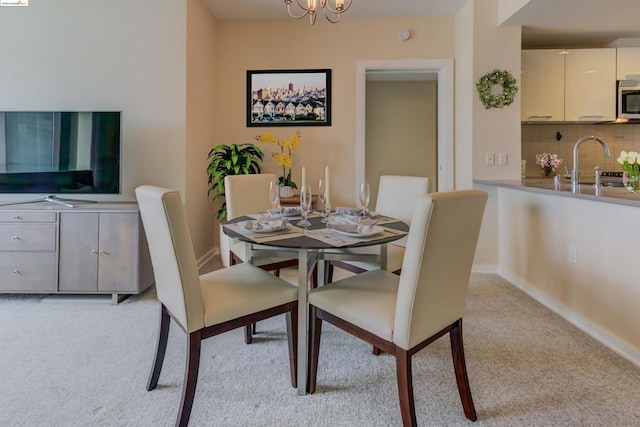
[474,177,640,207]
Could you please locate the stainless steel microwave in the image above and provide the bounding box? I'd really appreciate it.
[618,81,640,119]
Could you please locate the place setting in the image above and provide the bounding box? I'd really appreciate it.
[307,181,408,246]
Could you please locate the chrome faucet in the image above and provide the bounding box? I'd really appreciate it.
[571,135,610,192]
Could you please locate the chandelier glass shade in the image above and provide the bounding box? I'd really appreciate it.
[284,0,353,25]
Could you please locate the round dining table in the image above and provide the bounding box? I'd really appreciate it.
[222,212,409,395]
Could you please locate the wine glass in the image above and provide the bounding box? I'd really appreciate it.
[269,180,280,211]
[359,182,371,217]
[318,179,328,223]
[297,185,312,227]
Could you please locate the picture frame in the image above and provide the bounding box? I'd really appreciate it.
[247,69,331,127]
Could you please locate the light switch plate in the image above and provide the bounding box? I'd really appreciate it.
[486,153,495,166]
[498,152,508,166]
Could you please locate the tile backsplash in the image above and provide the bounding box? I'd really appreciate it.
[522,124,640,177]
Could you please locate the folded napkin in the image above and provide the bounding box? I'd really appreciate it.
[283,206,301,215]
[243,219,287,231]
[335,207,377,218]
[267,207,284,216]
[335,207,365,217]
[328,216,377,233]
[259,214,288,222]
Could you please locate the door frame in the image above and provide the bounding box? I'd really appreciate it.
[355,59,454,195]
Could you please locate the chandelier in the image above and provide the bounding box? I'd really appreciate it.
[284,0,353,25]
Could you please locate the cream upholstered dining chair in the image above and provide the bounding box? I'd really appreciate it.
[327,175,429,279]
[221,173,298,271]
[308,189,488,426]
[135,185,298,427]
[223,173,302,343]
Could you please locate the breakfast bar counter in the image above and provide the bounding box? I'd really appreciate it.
[474,178,640,207]
[472,177,640,364]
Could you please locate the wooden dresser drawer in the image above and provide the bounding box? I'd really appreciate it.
[0,212,57,223]
[0,224,57,251]
[0,253,57,291]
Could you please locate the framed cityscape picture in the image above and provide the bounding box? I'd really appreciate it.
[246,69,332,127]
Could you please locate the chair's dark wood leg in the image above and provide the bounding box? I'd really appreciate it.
[252,323,257,334]
[285,305,298,388]
[326,262,334,283]
[450,319,478,422]
[147,304,170,391]
[176,330,202,427]
[396,348,417,427]
[274,268,281,277]
[244,325,253,344]
[310,264,318,289]
[372,346,382,355]
[324,261,332,284]
[308,307,323,394]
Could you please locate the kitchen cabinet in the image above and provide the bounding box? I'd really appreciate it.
[521,49,565,121]
[565,48,616,122]
[521,48,616,122]
[617,47,640,80]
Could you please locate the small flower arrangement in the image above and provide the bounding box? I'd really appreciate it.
[535,152,562,176]
[256,131,301,189]
[617,150,640,192]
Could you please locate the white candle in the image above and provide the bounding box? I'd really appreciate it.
[325,166,330,205]
[301,166,307,191]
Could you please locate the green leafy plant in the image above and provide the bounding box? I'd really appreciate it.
[207,143,264,220]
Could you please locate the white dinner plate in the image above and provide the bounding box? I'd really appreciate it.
[241,220,289,233]
[331,225,383,238]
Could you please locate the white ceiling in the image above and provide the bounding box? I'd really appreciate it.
[202,0,640,48]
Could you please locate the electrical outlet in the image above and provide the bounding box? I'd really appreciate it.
[568,244,578,264]
[498,152,508,166]
[485,153,495,166]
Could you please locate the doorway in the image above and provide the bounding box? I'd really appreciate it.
[355,59,454,200]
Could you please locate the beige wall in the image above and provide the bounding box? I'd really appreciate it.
[365,80,437,205]
[212,17,455,246]
[186,0,218,259]
[0,0,187,202]
[456,0,522,268]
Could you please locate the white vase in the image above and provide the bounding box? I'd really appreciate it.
[279,186,294,198]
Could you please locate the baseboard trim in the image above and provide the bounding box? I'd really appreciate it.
[472,264,497,274]
[498,268,640,369]
[196,248,217,270]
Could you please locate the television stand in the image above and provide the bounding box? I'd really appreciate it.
[0,194,97,208]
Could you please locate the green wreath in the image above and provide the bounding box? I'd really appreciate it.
[476,69,518,109]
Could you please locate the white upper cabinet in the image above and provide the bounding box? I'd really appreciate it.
[521,49,566,121]
[617,47,640,80]
[564,48,616,122]
[521,48,617,122]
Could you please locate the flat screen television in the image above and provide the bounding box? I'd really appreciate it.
[0,111,121,194]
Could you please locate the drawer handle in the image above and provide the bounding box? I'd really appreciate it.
[12,269,20,275]
[91,250,99,254]
[12,215,21,219]
[12,236,20,240]
[99,250,108,255]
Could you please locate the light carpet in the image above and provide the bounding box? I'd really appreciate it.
[1,266,639,427]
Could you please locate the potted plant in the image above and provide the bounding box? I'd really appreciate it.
[207,143,264,220]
